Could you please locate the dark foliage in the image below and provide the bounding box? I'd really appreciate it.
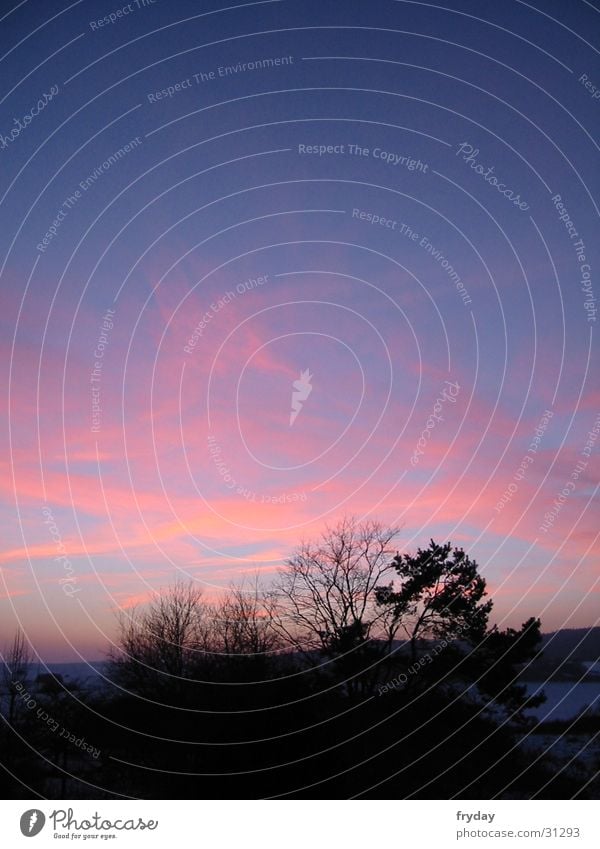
[0,533,594,799]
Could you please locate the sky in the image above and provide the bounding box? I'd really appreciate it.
[0,0,599,661]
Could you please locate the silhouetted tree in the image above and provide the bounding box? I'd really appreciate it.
[376,540,492,662]
[109,577,285,695]
[93,530,563,798]
[272,516,402,656]
[1,628,32,726]
[108,580,210,695]
[471,616,545,716]
[211,577,281,657]
[376,541,545,719]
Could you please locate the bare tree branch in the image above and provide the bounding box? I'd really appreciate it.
[271,516,402,655]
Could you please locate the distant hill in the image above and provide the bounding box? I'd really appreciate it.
[540,628,600,661]
[522,628,600,682]
[30,661,107,692]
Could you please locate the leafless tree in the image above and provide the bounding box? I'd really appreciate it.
[211,577,282,657]
[109,577,285,693]
[271,516,402,656]
[1,628,33,725]
[108,580,211,693]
